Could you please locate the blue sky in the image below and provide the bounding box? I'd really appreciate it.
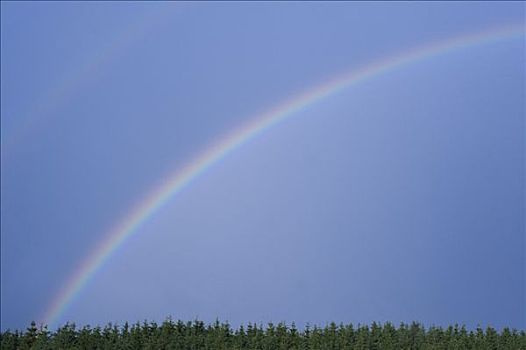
[1,2,524,331]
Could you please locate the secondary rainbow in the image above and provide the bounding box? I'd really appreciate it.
[43,24,524,328]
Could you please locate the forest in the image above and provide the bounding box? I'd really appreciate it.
[1,319,525,349]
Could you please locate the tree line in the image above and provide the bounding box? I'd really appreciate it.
[1,319,525,349]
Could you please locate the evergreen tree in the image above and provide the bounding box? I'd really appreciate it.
[2,318,525,349]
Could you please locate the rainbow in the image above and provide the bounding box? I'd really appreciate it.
[43,24,524,328]
[1,5,178,156]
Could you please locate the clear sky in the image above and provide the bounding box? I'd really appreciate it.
[1,2,524,331]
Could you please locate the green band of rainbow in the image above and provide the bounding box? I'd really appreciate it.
[43,24,524,328]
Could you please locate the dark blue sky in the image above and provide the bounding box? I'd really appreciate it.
[1,2,525,330]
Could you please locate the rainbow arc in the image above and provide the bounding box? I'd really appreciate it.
[42,24,524,328]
